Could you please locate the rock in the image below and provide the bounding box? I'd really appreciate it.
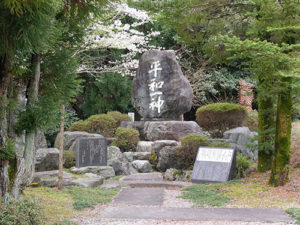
[164,168,177,181]
[120,121,146,139]
[100,181,121,189]
[132,160,152,173]
[133,152,152,160]
[107,146,124,161]
[223,127,258,160]
[71,177,104,188]
[136,141,154,152]
[54,131,103,151]
[33,170,75,182]
[132,50,193,120]
[35,130,48,149]
[144,121,203,141]
[70,166,115,179]
[152,140,179,155]
[157,146,179,172]
[164,168,192,182]
[108,159,138,176]
[123,152,134,162]
[33,170,75,187]
[35,148,59,172]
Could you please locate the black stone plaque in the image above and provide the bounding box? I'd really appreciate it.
[192,147,236,183]
[75,137,107,167]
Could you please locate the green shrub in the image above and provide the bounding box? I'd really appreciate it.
[176,134,209,169]
[196,103,247,136]
[68,120,89,132]
[208,142,231,148]
[0,198,45,225]
[64,151,75,169]
[86,114,117,137]
[107,111,132,126]
[247,110,258,131]
[112,127,140,152]
[236,152,252,179]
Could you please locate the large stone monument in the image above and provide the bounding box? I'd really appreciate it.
[122,50,202,141]
[132,50,193,120]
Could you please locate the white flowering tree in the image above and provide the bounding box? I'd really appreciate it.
[78,1,163,77]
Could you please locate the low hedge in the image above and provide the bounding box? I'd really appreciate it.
[112,127,140,152]
[196,103,247,136]
[176,134,209,170]
[68,111,130,137]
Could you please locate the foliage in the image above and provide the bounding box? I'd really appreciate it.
[68,120,90,132]
[63,151,75,169]
[176,134,209,170]
[236,152,253,179]
[247,110,258,132]
[112,127,140,152]
[208,142,231,148]
[81,73,134,118]
[180,183,231,207]
[196,103,247,136]
[67,186,120,210]
[0,138,17,161]
[190,68,255,106]
[286,208,300,224]
[107,111,132,127]
[86,114,117,137]
[0,198,45,225]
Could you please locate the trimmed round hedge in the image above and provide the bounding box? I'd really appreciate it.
[112,127,140,152]
[175,134,209,170]
[196,103,247,135]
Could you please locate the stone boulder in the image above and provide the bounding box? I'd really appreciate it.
[132,160,152,173]
[136,141,154,152]
[133,152,152,160]
[152,140,179,155]
[164,168,192,182]
[132,50,193,120]
[120,121,146,140]
[144,121,203,141]
[156,146,179,172]
[223,127,258,160]
[35,148,59,172]
[70,166,115,179]
[71,177,104,188]
[54,131,103,151]
[107,146,137,175]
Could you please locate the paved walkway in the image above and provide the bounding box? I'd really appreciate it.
[73,173,295,225]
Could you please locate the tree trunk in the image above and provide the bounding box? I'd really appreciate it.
[58,104,65,190]
[12,54,41,198]
[257,78,275,172]
[269,77,292,186]
[0,45,14,199]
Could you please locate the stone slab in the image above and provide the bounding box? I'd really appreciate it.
[113,188,164,206]
[71,177,104,188]
[121,172,163,182]
[192,147,236,183]
[75,137,107,167]
[101,206,295,223]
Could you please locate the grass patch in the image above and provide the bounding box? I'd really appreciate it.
[24,186,120,224]
[24,187,75,225]
[180,183,233,207]
[286,208,300,224]
[67,186,120,210]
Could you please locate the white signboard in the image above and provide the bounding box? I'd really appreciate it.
[196,147,233,163]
